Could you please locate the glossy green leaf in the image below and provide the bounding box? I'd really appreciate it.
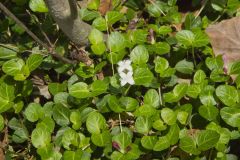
[0,45,18,59]
[141,136,157,150]
[154,57,169,74]
[133,67,153,86]
[52,104,70,126]
[153,136,170,151]
[24,103,44,122]
[175,59,194,74]
[144,89,160,108]
[135,116,152,134]
[166,124,180,145]
[70,111,82,130]
[26,54,43,72]
[107,32,126,52]
[220,107,240,127]
[179,136,200,155]
[31,126,51,148]
[197,130,220,151]
[216,85,239,106]
[106,11,123,25]
[130,45,149,65]
[134,104,156,117]
[69,82,91,98]
[86,111,106,134]
[62,128,79,149]
[161,108,177,125]
[0,115,4,131]
[88,28,104,44]
[91,131,111,147]
[29,0,48,12]
[176,30,195,47]
[2,58,24,76]
[199,105,219,121]
[112,131,131,154]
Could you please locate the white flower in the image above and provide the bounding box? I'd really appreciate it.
[119,72,135,86]
[117,59,134,86]
[117,59,133,73]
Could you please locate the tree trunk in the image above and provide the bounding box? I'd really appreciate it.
[44,0,92,46]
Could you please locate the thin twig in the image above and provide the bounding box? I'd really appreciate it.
[0,2,75,64]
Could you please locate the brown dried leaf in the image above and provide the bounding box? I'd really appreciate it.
[98,0,112,15]
[206,17,240,70]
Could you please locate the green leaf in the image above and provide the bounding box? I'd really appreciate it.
[36,117,55,133]
[79,8,100,21]
[112,131,131,154]
[166,124,180,145]
[0,44,18,59]
[187,84,201,98]
[199,105,219,121]
[69,82,91,98]
[220,107,240,127]
[29,0,48,12]
[92,17,107,31]
[229,61,240,74]
[154,57,169,74]
[153,119,167,131]
[2,58,24,76]
[106,11,123,25]
[194,70,206,84]
[48,82,67,96]
[176,30,195,47]
[12,127,29,143]
[144,89,160,108]
[135,116,152,134]
[91,42,106,55]
[175,59,194,74]
[91,131,111,147]
[86,111,106,134]
[52,104,70,126]
[179,136,200,155]
[87,0,100,10]
[88,28,104,44]
[107,32,126,52]
[26,54,43,72]
[133,67,153,86]
[119,97,139,111]
[31,126,51,148]
[199,85,216,106]
[63,150,84,160]
[70,111,82,130]
[108,95,125,113]
[158,26,172,35]
[173,83,188,98]
[147,42,170,55]
[161,108,177,125]
[153,136,170,151]
[62,128,79,149]
[134,104,156,117]
[129,29,148,44]
[216,85,239,106]
[177,111,188,125]
[24,103,44,122]
[0,115,4,131]
[205,56,224,70]
[197,130,220,151]
[90,80,108,96]
[130,45,149,65]
[141,136,158,150]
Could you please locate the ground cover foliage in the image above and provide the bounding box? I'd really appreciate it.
[0,0,240,159]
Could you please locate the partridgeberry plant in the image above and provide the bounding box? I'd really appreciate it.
[0,0,240,160]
